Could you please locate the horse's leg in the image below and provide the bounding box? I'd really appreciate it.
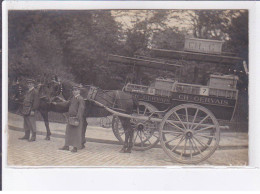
[81,114,88,148]
[40,111,51,140]
[119,117,129,153]
[125,118,134,153]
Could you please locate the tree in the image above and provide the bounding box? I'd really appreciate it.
[8,10,122,88]
[224,11,248,60]
[188,9,248,55]
[55,11,122,88]
[151,28,185,50]
[120,10,172,55]
[8,11,73,82]
[188,10,231,40]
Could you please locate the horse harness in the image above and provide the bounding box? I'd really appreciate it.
[85,86,126,113]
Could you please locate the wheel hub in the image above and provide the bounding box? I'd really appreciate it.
[185,131,193,139]
[137,123,144,131]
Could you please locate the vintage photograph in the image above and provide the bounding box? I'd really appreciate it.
[7,9,248,166]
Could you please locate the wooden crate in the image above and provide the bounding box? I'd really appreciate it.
[209,88,238,99]
[124,83,148,93]
[175,83,204,95]
[154,78,176,91]
[209,74,238,90]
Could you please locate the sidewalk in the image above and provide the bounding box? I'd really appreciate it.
[8,112,118,142]
[6,112,248,166]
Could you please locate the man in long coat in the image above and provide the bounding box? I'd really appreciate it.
[55,84,85,152]
[19,79,39,141]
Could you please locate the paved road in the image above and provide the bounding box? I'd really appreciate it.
[7,112,248,166]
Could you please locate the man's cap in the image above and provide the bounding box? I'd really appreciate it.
[72,83,83,90]
[51,75,58,82]
[26,78,35,84]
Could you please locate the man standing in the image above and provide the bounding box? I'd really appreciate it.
[19,79,39,142]
[56,84,85,153]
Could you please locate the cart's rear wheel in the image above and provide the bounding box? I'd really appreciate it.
[159,104,220,164]
[112,116,124,141]
[100,117,111,128]
[112,101,161,151]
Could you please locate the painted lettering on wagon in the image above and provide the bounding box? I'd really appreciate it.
[175,94,230,106]
[133,93,171,104]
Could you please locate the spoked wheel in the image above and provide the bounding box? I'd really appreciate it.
[159,104,220,164]
[112,101,161,151]
[112,115,124,141]
[100,117,111,128]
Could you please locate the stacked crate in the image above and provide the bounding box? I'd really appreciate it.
[209,88,237,99]
[175,83,202,95]
[124,83,149,93]
[208,74,239,99]
[153,78,176,97]
[208,74,238,89]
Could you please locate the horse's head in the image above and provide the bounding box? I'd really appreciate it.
[36,83,50,102]
[47,80,63,99]
[48,79,76,102]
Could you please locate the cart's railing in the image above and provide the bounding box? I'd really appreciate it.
[124,82,238,100]
[175,83,238,99]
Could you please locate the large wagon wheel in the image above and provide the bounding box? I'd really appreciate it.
[112,101,161,151]
[112,116,124,141]
[159,104,220,164]
[100,117,112,128]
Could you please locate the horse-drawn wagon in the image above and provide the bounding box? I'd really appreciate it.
[106,38,245,164]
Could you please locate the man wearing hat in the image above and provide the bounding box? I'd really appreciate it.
[19,78,39,141]
[54,84,85,152]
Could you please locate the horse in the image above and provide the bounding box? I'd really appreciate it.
[48,80,137,153]
[37,82,72,140]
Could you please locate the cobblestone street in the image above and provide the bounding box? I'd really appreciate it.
[7,112,248,166]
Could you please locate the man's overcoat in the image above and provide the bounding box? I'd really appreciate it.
[61,95,85,148]
[21,88,39,133]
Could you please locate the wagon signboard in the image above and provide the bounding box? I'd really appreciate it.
[132,92,171,104]
[171,93,236,107]
[184,38,224,55]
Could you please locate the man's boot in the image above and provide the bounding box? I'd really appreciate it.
[80,144,85,150]
[28,132,36,142]
[125,142,133,153]
[19,131,30,140]
[71,147,77,153]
